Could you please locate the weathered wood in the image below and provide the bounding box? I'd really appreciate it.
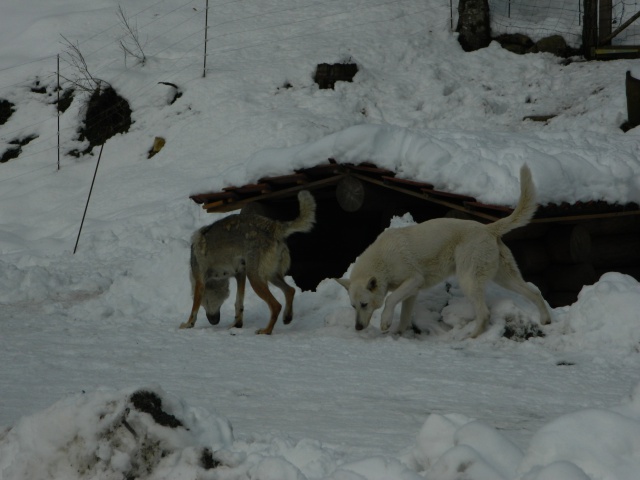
[591,233,640,268]
[444,209,476,221]
[626,71,640,130]
[583,0,598,59]
[582,215,640,236]
[522,273,549,296]
[508,239,550,274]
[544,263,598,292]
[545,224,591,264]
[503,223,550,241]
[336,175,391,213]
[336,175,366,212]
[545,290,580,308]
[599,0,613,45]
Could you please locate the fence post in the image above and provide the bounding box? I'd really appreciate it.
[626,71,640,130]
[203,0,209,78]
[582,0,598,59]
[599,0,612,45]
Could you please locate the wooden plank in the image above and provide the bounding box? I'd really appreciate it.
[347,163,395,176]
[464,201,513,215]
[382,175,434,190]
[223,182,271,195]
[202,199,226,211]
[422,187,475,202]
[599,0,613,45]
[298,163,343,178]
[259,172,308,186]
[190,190,237,205]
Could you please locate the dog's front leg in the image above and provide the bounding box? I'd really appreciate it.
[380,274,424,332]
[180,277,204,329]
[231,272,246,329]
[397,295,417,334]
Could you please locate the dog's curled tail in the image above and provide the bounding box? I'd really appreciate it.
[282,190,316,237]
[486,164,538,237]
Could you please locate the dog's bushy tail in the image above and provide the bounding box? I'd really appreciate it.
[486,164,537,237]
[190,229,207,282]
[281,190,316,237]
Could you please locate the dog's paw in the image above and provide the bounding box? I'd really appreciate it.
[255,328,273,335]
[179,322,193,329]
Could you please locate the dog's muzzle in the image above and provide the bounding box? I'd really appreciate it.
[355,322,364,331]
[206,311,221,325]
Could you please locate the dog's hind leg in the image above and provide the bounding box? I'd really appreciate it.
[181,276,204,329]
[230,272,246,329]
[494,242,551,326]
[456,240,498,338]
[248,273,282,335]
[271,274,295,324]
[458,274,491,338]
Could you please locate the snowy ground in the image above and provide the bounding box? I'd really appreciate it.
[2,1,640,479]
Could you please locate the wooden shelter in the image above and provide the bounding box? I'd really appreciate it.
[191,159,640,307]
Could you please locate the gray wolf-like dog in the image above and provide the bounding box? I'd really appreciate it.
[180,190,316,335]
[336,165,550,338]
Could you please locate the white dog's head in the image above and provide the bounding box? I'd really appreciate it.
[336,276,386,331]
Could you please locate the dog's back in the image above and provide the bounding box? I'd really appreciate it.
[192,190,316,281]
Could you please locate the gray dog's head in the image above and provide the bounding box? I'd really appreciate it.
[202,278,230,325]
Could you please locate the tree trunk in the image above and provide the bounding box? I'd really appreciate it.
[456,0,491,52]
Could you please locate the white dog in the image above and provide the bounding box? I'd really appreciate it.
[336,165,551,337]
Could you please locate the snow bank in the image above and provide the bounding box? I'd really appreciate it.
[553,272,640,354]
[0,386,233,480]
[3,383,640,480]
[404,382,640,480]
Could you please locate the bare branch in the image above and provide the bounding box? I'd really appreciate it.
[117,5,146,66]
[59,35,107,92]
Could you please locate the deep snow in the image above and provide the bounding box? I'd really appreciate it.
[2,1,640,479]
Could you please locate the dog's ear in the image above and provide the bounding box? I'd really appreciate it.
[366,277,377,292]
[335,278,350,290]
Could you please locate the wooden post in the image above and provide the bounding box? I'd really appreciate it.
[582,0,598,58]
[626,71,640,130]
[599,0,612,45]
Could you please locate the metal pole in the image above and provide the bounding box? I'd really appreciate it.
[450,0,453,30]
[73,143,105,254]
[203,0,209,77]
[57,54,60,171]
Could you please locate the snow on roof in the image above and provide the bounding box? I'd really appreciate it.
[195,124,640,213]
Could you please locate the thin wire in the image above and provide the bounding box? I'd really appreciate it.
[73,143,105,254]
